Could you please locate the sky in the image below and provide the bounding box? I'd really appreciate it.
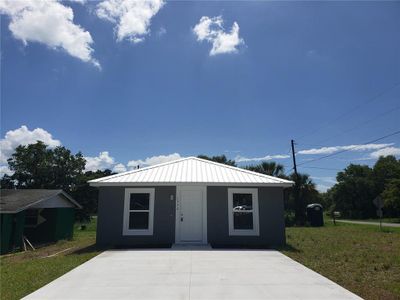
[1,0,400,191]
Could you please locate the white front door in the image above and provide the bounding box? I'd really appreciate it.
[176,186,207,244]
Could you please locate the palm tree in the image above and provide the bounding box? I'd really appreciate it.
[289,173,319,225]
[291,173,316,194]
[197,155,236,166]
[246,161,286,178]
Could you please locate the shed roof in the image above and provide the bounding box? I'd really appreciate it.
[89,157,294,187]
[0,189,82,213]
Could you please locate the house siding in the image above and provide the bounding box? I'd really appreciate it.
[97,185,286,248]
[207,186,286,247]
[24,208,75,243]
[0,211,25,254]
[97,186,176,247]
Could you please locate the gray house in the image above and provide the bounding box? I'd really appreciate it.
[89,157,293,248]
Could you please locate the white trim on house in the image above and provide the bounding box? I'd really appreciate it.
[90,182,292,187]
[228,188,260,236]
[175,185,207,244]
[123,188,155,236]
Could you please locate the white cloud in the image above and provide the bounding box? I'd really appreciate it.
[193,16,244,56]
[84,151,130,172]
[0,125,61,164]
[157,26,166,37]
[127,153,182,168]
[84,151,116,172]
[0,0,100,68]
[0,165,13,176]
[96,0,165,43]
[316,184,332,193]
[311,176,337,193]
[298,143,394,155]
[113,163,127,173]
[67,0,87,4]
[311,176,337,185]
[87,152,182,172]
[235,154,290,163]
[369,147,400,159]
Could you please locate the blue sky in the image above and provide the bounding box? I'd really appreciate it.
[1,0,400,191]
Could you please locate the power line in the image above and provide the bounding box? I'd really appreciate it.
[296,129,400,167]
[299,166,343,171]
[316,105,400,144]
[295,143,332,149]
[295,106,400,150]
[296,81,400,141]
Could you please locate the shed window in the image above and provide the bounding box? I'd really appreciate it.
[228,188,259,236]
[123,188,155,235]
[25,210,39,228]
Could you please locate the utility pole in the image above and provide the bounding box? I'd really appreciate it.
[291,139,303,225]
[291,139,298,177]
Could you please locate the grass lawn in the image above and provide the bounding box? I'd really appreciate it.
[282,222,400,300]
[0,218,100,300]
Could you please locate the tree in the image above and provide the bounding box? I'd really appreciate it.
[0,175,15,189]
[319,191,335,214]
[246,162,286,178]
[7,141,85,189]
[372,156,400,194]
[52,146,87,190]
[329,164,377,218]
[197,154,236,166]
[71,169,114,222]
[8,141,52,188]
[382,179,400,218]
[288,173,320,225]
[325,157,400,219]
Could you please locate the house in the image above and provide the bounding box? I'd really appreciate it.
[89,157,293,248]
[0,189,82,254]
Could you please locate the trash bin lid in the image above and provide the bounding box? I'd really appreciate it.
[307,203,323,209]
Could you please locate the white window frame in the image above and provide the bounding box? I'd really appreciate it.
[123,188,155,236]
[228,188,260,236]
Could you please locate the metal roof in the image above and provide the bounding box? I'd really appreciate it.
[0,189,82,213]
[89,157,294,187]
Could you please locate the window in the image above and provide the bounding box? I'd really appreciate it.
[25,210,39,228]
[228,188,259,236]
[123,188,155,235]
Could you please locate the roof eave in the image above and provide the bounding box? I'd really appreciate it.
[60,191,83,209]
[0,191,82,213]
[89,182,294,188]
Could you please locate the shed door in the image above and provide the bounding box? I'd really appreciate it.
[176,186,207,244]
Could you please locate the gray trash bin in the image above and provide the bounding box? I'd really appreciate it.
[306,203,324,227]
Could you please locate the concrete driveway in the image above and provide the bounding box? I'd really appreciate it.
[24,248,361,300]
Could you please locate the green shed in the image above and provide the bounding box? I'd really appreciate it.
[0,189,82,254]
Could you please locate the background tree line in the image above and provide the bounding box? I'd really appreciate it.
[322,156,400,219]
[1,143,398,223]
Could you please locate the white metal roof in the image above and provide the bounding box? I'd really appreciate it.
[89,157,293,187]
